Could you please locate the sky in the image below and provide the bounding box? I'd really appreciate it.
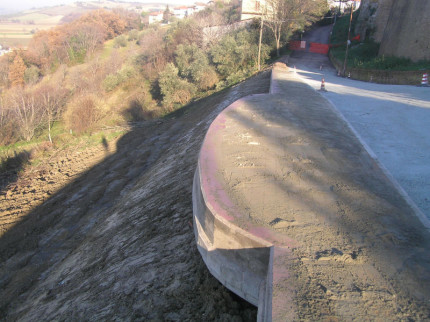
[1,0,77,13]
[0,0,197,14]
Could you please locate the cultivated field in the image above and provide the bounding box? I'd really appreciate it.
[0,10,69,48]
[0,0,159,48]
[0,14,62,47]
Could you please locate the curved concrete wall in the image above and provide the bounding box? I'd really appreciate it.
[192,167,271,307]
[193,62,430,321]
[192,65,297,320]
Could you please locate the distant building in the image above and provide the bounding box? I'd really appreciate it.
[194,2,207,12]
[328,0,360,13]
[240,0,360,21]
[142,11,164,24]
[240,0,264,20]
[143,2,208,25]
[0,44,12,56]
[173,6,191,19]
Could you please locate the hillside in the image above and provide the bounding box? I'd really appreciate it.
[0,66,271,321]
[0,1,164,48]
[0,1,263,156]
[0,2,328,319]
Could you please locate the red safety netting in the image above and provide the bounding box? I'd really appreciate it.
[309,43,329,54]
[289,41,306,51]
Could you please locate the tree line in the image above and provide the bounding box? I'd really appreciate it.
[0,0,327,147]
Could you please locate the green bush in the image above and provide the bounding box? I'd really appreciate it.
[118,65,135,79]
[24,65,41,85]
[331,41,379,65]
[67,47,86,65]
[330,10,360,44]
[332,43,430,71]
[175,43,219,90]
[128,29,139,41]
[158,63,196,108]
[350,41,380,60]
[210,29,269,78]
[114,35,128,48]
[357,55,420,71]
[225,69,248,86]
[103,65,135,91]
[103,74,122,92]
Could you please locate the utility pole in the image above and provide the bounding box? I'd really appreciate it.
[258,16,264,71]
[334,0,343,24]
[342,3,354,76]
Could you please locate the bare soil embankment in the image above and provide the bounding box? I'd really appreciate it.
[0,70,271,321]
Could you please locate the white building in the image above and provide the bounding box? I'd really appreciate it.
[0,44,12,56]
[328,0,361,13]
[143,11,164,24]
[143,2,208,24]
[241,0,361,21]
[173,6,191,19]
[240,0,264,20]
[194,2,207,12]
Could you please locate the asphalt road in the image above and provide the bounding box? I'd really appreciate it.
[288,25,430,226]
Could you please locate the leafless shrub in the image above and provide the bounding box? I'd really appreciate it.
[5,87,44,141]
[0,98,18,145]
[64,94,103,134]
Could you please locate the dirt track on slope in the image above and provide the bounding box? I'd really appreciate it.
[0,71,271,321]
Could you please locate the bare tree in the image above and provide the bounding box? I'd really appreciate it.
[7,87,44,141]
[138,30,169,78]
[263,0,327,56]
[0,96,17,145]
[36,84,69,143]
[0,56,10,88]
[61,22,106,63]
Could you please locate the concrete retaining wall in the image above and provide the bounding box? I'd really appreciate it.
[192,168,271,307]
[192,61,430,321]
[193,62,299,321]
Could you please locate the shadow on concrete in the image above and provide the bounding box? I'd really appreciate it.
[220,79,430,314]
[194,65,430,318]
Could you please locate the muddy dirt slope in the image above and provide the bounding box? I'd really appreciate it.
[0,71,271,321]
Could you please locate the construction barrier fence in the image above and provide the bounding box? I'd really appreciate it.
[289,41,306,51]
[309,43,330,54]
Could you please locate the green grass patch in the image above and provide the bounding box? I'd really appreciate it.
[330,10,360,44]
[101,39,115,59]
[331,43,430,71]
[0,120,126,175]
